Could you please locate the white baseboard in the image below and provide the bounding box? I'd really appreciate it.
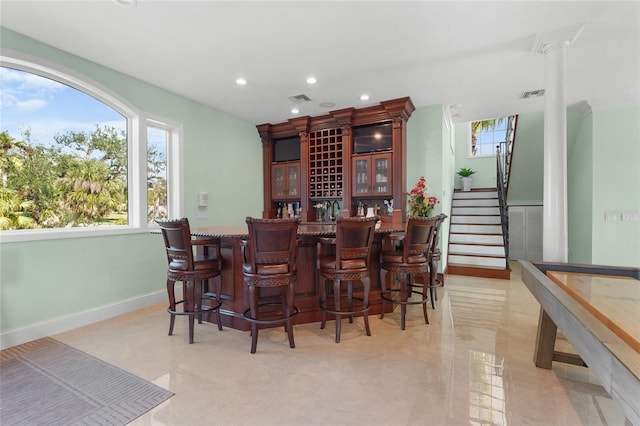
[0,290,166,350]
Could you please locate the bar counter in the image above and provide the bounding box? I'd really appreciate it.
[191,221,405,331]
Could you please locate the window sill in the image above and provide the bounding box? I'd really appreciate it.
[0,226,153,243]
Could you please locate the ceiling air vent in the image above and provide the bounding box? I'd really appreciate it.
[521,89,545,99]
[288,94,312,104]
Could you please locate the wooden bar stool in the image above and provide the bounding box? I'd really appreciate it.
[241,217,300,354]
[379,216,437,330]
[317,216,379,343]
[155,218,224,344]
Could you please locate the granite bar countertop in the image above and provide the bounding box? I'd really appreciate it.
[190,221,405,238]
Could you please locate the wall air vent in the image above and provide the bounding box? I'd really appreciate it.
[521,89,545,99]
[288,94,312,104]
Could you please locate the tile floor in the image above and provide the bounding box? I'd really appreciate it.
[53,262,632,426]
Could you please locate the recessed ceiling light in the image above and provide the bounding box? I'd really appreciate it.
[306,76,317,84]
[113,0,137,6]
[360,94,370,101]
[319,101,335,108]
[291,108,300,114]
[236,78,247,85]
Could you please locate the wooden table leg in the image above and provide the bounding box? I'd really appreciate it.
[534,307,558,369]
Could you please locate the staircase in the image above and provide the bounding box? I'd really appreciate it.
[447,188,511,279]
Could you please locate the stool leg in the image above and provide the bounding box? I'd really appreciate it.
[320,277,328,330]
[333,278,342,343]
[286,282,295,349]
[380,268,388,319]
[196,279,204,325]
[213,275,223,331]
[421,271,430,325]
[184,281,196,344]
[400,275,408,330]
[249,284,259,354]
[347,281,354,324]
[429,259,437,309]
[167,278,176,336]
[362,276,371,337]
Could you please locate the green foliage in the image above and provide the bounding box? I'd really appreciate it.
[0,125,139,230]
[457,167,476,177]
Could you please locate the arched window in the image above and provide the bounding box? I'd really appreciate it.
[0,55,181,241]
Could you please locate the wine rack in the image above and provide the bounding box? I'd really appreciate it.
[308,128,343,199]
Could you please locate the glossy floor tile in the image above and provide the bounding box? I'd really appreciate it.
[53,262,633,426]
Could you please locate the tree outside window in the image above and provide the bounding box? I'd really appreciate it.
[470,117,507,157]
[0,64,175,234]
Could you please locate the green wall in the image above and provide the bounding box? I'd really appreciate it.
[590,106,640,267]
[455,106,639,268]
[506,112,544,204]
[0,28,263,339]
[453,123,496,190]
[406,105,454,270]
[567,109,593,264]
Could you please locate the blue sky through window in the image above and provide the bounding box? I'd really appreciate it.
[0,67,125,145]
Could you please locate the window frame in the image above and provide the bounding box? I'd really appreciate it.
[468,118,508,158]
[0,52,182,242]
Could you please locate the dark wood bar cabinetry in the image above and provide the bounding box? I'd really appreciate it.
[193,223,404,331]
[257,97,415,223]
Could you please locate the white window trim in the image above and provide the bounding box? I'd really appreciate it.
[0,50,182,242]
[144,115,184,228]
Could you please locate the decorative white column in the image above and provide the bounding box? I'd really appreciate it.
[532,23,584,262]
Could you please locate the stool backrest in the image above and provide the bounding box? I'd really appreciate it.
[335,216,379,269]
[429,214,447,256]
[244,217,300,274]
[402,216,438,263]
[155,217,195,271]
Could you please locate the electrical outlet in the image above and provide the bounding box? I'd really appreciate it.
[197,211,208,220]
[622,212,639,222]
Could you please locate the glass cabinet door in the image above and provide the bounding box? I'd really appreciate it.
[271,164,285,199]
[272,162,300,200]
[287,163,299,197]
[352,153,392,196]
[353,157,370,195]
[372,153,392,196]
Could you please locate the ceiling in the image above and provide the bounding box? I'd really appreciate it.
[1,1,639,126]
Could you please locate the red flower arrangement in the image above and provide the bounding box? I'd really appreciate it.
[407,176,439,217]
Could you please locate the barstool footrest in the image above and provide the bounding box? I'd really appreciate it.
[380,289,429,306]
[167,298,223,316]
[243,302,299,326]
[319,296,370,316]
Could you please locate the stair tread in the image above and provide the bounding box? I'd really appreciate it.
[450,233,503,236]
[450,242,505,246]
[449,252,506,258]
[447,263,508,270]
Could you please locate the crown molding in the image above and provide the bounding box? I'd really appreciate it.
[587,94,640,112]
[531,22,586,54]
[570,100,592,118]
